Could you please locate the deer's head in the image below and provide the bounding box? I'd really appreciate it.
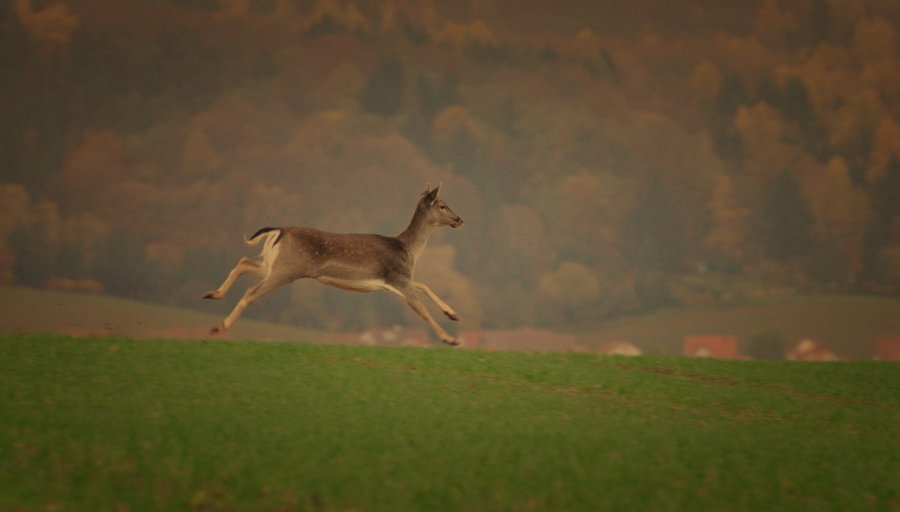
[419,184,463,228]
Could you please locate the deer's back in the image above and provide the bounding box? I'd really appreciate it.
[280,227,413,283]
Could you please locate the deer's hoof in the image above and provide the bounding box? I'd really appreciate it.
[209,324,226,335]
[443,337,459,346]
[203,291,222,300]
[446,312,459,321]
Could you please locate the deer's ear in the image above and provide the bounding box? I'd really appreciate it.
[420,183,431,197]
[424,184,440,204]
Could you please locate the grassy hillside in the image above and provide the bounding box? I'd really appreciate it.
[579,295,900,359]
[3,287,899,357]
[0,287,324,342]
[1,334,898,511]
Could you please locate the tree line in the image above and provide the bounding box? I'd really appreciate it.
[2,0,900,332]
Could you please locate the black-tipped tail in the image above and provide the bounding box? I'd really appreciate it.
[249,227,279,241]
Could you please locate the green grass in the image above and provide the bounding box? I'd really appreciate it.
[2,335,899,511]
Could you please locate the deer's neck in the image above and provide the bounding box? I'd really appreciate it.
[397,210,434,262]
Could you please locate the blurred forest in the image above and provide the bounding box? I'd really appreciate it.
[3,0,900,332]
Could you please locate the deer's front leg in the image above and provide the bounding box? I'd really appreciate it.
[390,285,458,345]
[412,282,459,321]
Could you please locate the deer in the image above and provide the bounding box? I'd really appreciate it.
[202,184,465,345]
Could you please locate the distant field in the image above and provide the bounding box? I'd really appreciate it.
[578,295,900,359]
[2,334,898,511]
[3,287,900,358]
[0,287,324,342]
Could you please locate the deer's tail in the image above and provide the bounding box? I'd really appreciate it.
[244,227,283,256]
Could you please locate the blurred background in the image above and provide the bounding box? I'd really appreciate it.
[2,0,900,338]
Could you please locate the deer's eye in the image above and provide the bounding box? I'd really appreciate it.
[439,205,447,210]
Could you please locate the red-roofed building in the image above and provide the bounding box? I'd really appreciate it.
[683,336,737,359]
[876,336,900,361]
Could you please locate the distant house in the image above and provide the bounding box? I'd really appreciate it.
[683,336,737,359]
[325,326,429,347]
[787,339,841,361]
[458,329,578,351]
[600,340,643,356]
[875,336,900,361]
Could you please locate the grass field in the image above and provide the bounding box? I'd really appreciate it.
[2,334,899,511]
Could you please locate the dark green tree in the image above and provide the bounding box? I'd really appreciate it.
[56,242,88,280]
[709,74,747,160]
[805,235,850,285]
[760,170,814,262]
[758,76,828,161]
[0,0,32,191]
[8,223,54,287]
[803,0,831,45]
[869,156,900,227]
[620,180,686,273]
[862,157,900,282]
[91,227,154,298]
[634,271,674,313]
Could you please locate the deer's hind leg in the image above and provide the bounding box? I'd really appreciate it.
[210,268,298,334]
[203,257,266,300]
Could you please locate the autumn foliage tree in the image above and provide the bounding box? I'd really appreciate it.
[3,0,900,332]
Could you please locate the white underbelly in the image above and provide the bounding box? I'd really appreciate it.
[315,276,390,293]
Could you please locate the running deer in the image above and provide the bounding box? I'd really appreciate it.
[203,184,464,344]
